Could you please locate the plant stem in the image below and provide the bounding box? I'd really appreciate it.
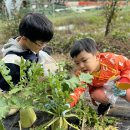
[18,120,22,130]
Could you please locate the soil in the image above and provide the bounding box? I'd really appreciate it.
[52,53,70,62]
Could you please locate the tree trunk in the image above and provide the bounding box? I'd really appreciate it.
[105,0,118,36]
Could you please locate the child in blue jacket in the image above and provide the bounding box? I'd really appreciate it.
[1,13,54,91]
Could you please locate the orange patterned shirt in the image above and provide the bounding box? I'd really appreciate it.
[70,52,130,107]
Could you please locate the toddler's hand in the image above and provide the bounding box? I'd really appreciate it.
[104,76,122,104]
[112,85,126,97]
[62,104,70,116]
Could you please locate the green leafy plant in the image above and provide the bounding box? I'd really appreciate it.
[111,30,128,42]
[0,59,118,130]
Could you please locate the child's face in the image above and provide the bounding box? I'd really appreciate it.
[73,50,100,74]
[20,37,46,53]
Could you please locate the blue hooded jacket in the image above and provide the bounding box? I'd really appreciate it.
[1,37,56,91]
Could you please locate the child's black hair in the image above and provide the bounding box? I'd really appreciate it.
[70,38,97,58]
[19,13,53,42]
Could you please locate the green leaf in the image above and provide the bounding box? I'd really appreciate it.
[9,86,23,95]
[0,97,10,119]
[79,73,93,84]
[0,120,5,130]
[65,76,79,89]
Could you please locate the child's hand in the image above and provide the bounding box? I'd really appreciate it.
[106,76,126,96]
[62,104,70,116]
[112,85,126,97]
[104,76,123,104]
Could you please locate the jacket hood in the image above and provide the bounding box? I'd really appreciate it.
[2,38,26,56]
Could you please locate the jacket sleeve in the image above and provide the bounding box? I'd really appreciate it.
[0,63,20,91]
[69,87,86,107]
[115,54,130,80]
[0,54,21,91]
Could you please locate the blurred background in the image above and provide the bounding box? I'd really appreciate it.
[0,0,130,60]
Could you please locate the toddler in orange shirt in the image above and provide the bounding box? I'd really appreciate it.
[67,38,130,115]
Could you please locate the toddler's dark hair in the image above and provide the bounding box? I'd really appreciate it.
[70,38,97,58]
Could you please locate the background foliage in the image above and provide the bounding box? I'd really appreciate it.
[0,6,130,58]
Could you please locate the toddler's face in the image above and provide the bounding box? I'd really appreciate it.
[73,50,100,74]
